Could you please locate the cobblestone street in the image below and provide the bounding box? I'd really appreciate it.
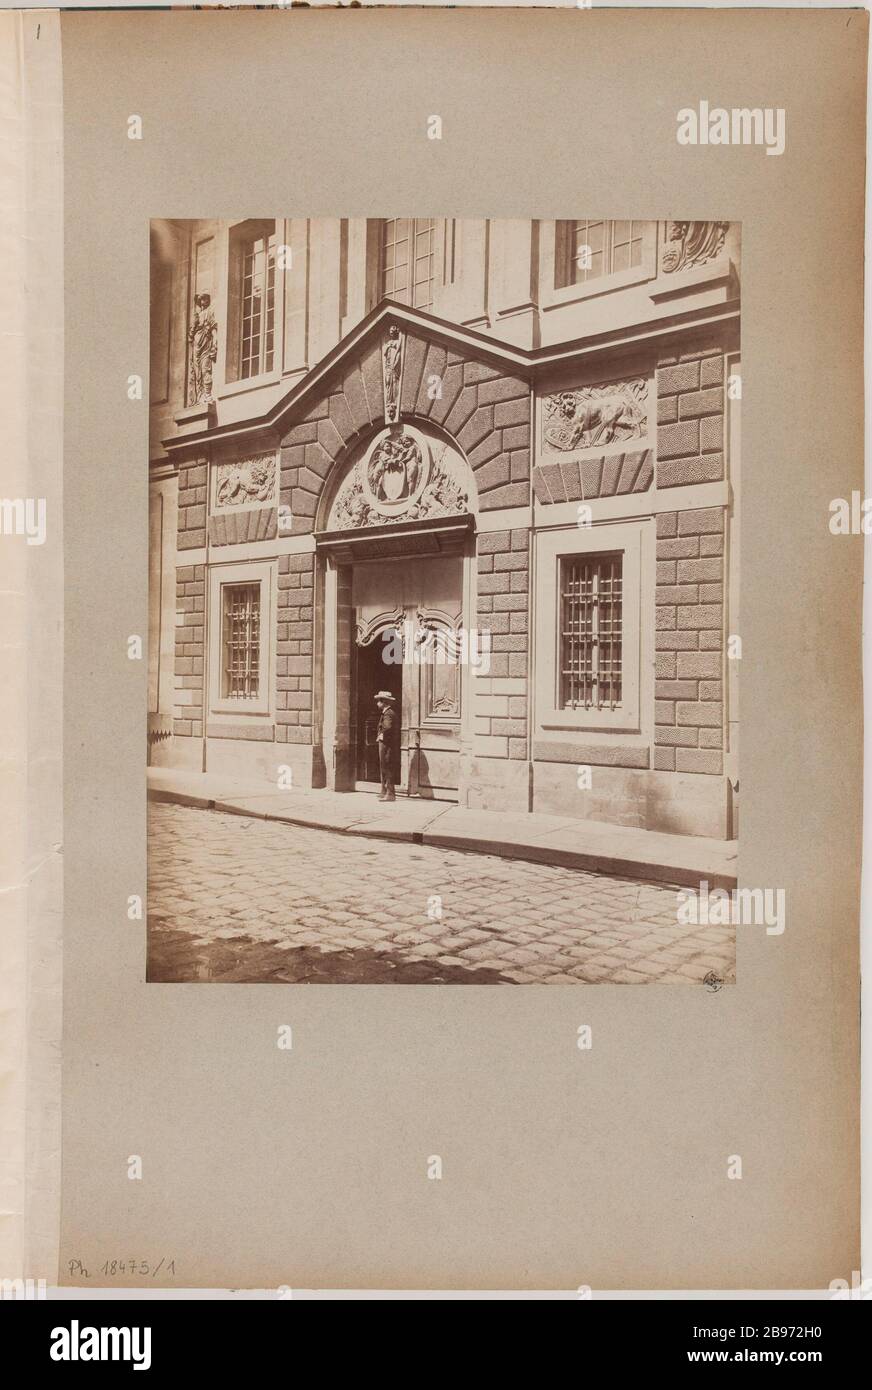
[147,803,736,985]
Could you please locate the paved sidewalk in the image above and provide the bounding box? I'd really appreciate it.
[147,766,737,889]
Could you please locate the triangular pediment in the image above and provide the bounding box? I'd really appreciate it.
[271,302,534,534]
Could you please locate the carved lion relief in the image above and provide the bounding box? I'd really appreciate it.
[542,379,648,455]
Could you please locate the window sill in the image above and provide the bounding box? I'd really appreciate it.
[206,720,275,742]
[209,700,272,719]
[218,369,281,400]
[542,262,655,312]
[540,714,642,737]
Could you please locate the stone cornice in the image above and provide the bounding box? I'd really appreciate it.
[161,295,740,456]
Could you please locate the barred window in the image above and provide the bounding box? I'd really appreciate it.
[380,218,436,310]
[239,228,276,379]
[556,220,645,289]
[559,554,622,710]
[221,582,261,699]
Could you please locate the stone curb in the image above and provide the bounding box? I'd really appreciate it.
[149,785,737,889]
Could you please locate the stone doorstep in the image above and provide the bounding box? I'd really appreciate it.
[146,767,737,889]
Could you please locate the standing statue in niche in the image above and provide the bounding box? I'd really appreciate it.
[187,293,217,405]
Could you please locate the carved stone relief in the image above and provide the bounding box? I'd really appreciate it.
[328,426,471,531]
[542,379,648,454]
[214,452,277,508]
[661,221,729,274]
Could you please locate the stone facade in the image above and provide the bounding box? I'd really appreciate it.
[656,347,725,488]
[474,528,530,758]
[276,552,315,747]
[654,507,725,774]
[149,217,740,838]
[173,563,205,737]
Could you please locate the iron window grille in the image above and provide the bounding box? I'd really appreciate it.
[559,553,623,711]
[380,218,436,310]
[556,219,644,289]
[221,582,261,699]
[240,229,276,379]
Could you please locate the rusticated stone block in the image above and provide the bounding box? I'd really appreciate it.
[677,556,722,583]
[416,343,448,416]
[539,462,566,503]
[480,482,528,510]
[657,360,699,394]
[679,507,724,536]
[328,392,356,447]
[579,456,603,498]
[360,341,385,422]
[477,529,511,553]
[677,604,723,631]
[427,363,464,425]
[443,383,478,437]
[343,366,371,432]
[464,360,502,386]
[659,454,724,487]
[679,387,723,419]
[600,454,623,496]
[700,355,725,387]
[658,420,699,460]
[560,459,582,501]
[493,397,529,429]
[475,456,510,493]
[676,748,723,774]
[478,375,526,406]
[617,450,649,493]
[459,404,494,455]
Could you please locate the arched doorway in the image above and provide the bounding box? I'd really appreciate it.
[317,422,477,800]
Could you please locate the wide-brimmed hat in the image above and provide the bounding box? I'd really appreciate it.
[374,690,396,701]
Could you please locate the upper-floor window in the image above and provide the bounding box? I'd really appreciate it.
[380,218,436,310]
[555,220,645,290]
[226,219,276,383]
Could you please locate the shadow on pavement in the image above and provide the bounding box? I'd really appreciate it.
[146,923,517,985]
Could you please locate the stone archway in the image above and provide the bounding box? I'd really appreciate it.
[314,420,478,799]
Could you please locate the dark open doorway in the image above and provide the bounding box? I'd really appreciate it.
[354,632,403,786]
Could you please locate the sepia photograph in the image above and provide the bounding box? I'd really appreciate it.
[147,216,741,985]
[3,0,864,1324]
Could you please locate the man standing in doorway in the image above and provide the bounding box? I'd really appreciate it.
[375,691,397,802]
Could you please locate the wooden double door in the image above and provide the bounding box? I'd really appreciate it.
[352,554,464,800]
